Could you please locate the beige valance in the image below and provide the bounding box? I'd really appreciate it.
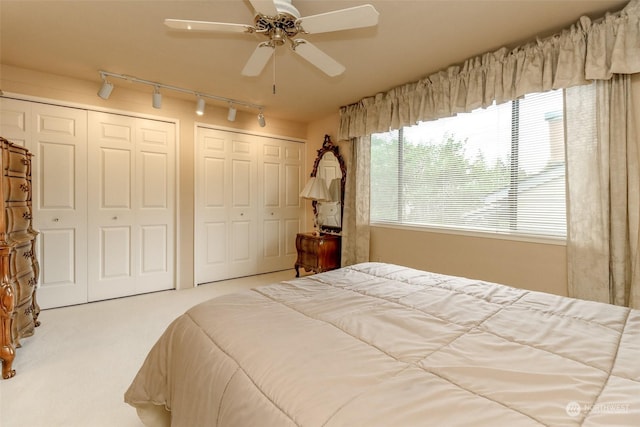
[339,0,640,139]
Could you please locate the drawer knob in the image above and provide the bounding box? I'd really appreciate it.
[20,183,30,192]
[53,218,59,222]
[22,212,32,220]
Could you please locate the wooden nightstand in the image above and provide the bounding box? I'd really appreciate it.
[295,232,341,277]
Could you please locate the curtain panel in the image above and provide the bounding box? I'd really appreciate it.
[339,0,640,140]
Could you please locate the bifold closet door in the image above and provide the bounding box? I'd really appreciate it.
[88,112,175,301]
[195,127,304,284]
[258,138,304,273]
[195,128,257,283]
[0,98,88,309]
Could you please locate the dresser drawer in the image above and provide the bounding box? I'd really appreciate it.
[15,269,37,306]
[12,300,36,341]
[4,205,32,235]
[10,240,36,277]
[4,147,30,177]
[298,236,320,253]
[3,177,31,202]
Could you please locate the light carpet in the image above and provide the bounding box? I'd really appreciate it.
[0,270,296,427]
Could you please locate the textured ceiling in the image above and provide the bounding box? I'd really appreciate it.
[0,0,629,123]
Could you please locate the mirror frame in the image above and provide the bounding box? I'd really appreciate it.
[311,135,346,234]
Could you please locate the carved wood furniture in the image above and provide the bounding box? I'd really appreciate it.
[0,137,39,379]
[294,232,341,277]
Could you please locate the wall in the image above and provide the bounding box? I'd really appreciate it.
[370,227,567,295]
[0,64,308,289]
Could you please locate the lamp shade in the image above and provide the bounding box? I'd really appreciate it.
[300,177,330,201]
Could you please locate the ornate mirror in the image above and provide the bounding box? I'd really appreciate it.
[311,135,346,234]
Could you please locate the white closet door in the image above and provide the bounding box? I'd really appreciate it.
[134,118,175,294]
[1,99,87,308]
[195,128,257,284]
[258,138,304,272]
[88,112,175,301]
[195,127,304,284]
[0,98,89,309]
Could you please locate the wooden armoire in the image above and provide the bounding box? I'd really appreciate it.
[0,137,40,379]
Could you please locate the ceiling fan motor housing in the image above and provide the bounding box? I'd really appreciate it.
[254,0,302,45]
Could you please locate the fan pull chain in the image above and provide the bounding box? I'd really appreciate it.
[272,49,276,94]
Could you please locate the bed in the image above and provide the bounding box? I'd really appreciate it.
[124,262,639,426]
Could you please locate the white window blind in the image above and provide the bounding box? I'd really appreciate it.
[370,90,566,238]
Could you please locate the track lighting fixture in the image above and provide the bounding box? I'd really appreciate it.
[98,78,114,100]
[195,97,206,116]
[95,70,265,120]
[152,86,162,109]
[227,104,237,122]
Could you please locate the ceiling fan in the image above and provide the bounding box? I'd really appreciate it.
[164,0,379,78]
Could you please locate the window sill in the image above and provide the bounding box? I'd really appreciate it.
[370,222,567,246]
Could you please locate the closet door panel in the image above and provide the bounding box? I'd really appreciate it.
[258,138,304,272]
[89,113,175,299]
[29,102,88,309]
[135,119,174,294]
[88,112,136,301]
[100,226,131,278]
[228,142,256,276]
[141,225,167,273]
[0,98,30,147]
[195,131,230,283]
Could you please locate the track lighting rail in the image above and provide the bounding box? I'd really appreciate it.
[97,70,265,113]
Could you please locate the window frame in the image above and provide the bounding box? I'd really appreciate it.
[369,92,567,244]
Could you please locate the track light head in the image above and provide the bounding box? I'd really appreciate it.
[227,104,237,122]
[152,86,162,109]
[98,79,114,100]
[258,111,266,127]
[196,97,205,116]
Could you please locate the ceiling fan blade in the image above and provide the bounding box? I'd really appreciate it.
[248,0,278,17]
[164,19,252,33]
[241,43,275,76]
[292,40,345,77]
[297,5,379,34]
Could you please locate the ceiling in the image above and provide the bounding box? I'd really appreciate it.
[0,0,629,123]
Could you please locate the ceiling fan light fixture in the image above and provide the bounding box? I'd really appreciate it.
[196,97,206,116]
[227,104,237,122]
[257,110,266,127]
[152,86,162,109]
[98,78,114,100]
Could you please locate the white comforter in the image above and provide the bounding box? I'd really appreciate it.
[125,263,640,426]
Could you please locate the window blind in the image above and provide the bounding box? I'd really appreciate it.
[370,89,566,238]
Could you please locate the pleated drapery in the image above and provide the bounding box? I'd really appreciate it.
[338,0,640,139]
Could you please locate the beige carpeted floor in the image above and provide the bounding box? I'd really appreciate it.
[0,270,296,427]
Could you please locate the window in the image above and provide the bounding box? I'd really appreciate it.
[370,90,566,239]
